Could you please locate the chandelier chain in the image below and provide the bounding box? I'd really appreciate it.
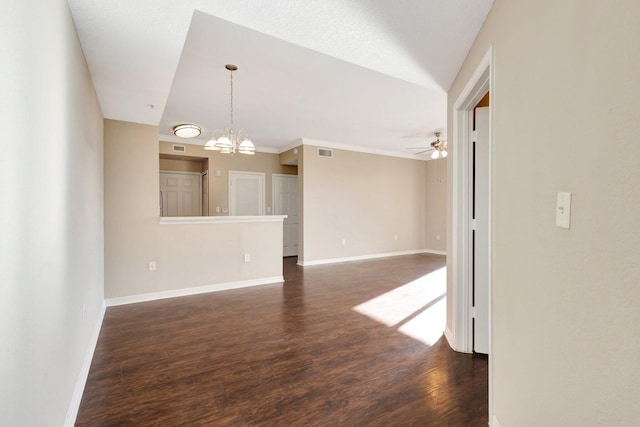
[203,64,255,155]
[229,69,234,131]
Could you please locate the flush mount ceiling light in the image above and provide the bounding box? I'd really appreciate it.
[173,124,201,138]
[204,64,256,155]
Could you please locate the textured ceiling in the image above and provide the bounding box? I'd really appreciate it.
[67,0,494,157]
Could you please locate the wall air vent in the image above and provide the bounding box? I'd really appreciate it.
[318,148,333,158]
[172,144,186,153]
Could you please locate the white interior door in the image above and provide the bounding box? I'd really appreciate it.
[473,106,490,354]
[159,171,201,217]
[273,174,298,257]
[229,171,265,216]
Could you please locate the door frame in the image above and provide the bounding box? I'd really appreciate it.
[201,170,209,216]
[449,45,494,419]
[272,173,299,256]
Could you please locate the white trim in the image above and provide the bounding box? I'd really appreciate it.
[491,415,502,427]
[159,215,286,225]
[301,138,428,161]
[105,276,285,307]
[64,301,106,427]
[444,326,457,351]
[451,44,494,420]
[451,46,493,352]
[272,174,299,257]
[158,135,434,160]
[277,139,303,154]
[159,170,201,176]
[423,249,446,256]
[298,249,444,267]
[158,134,279,153]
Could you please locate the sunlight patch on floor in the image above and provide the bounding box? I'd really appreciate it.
[352,267,446,345]
[397,296,446,346]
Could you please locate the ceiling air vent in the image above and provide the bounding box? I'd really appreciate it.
[318,148,333,158]
[172,144,186,153]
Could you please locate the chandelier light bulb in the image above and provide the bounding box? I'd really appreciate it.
[238,137,256,154]
[204,137,218,150]
[431,150,440,159]
[215,135,232,149]
[441,150,448,158]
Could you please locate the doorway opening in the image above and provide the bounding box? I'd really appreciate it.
[450,47,493,353]
[273,174,299,257]
[450,45,494,421]
[159,154,209,216]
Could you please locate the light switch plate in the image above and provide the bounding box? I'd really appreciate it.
[556,192,571,229]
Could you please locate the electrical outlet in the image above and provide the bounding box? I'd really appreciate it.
[341,239,346,246]
[148,261,156,271]
[436,234,441,241]
[244,253,251,263]
[394,235,398,241]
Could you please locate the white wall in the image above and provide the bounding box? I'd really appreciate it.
[0,0,104,425]
[447,1,640,425]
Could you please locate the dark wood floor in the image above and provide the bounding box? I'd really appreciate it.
[76,254,487,426]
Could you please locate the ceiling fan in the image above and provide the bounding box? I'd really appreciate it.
[407,132,448,159]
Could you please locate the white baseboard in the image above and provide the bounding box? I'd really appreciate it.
[298,249,446,267]
[491,415,502,427]
[444,326,456,350]
[424,249,446,256]
[64,300,106,427]
[105,276,285,307]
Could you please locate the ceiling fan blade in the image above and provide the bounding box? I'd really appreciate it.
[413,149,432,155]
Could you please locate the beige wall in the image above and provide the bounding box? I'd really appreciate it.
[159,158,206,173]
[0,1,104,425]
[159,141,297,215]
[448,1,640,425]
[301,144,436,263]
[279,145,301,165]
[424,159,446,252]
[106,121,283,299]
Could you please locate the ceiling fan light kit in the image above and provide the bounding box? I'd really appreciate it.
[410,131,447,159]
[204,64,256,155]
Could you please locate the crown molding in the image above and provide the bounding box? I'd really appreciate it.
[158,134,279,154]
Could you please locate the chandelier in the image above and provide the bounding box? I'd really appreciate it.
[204,64,255,155]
